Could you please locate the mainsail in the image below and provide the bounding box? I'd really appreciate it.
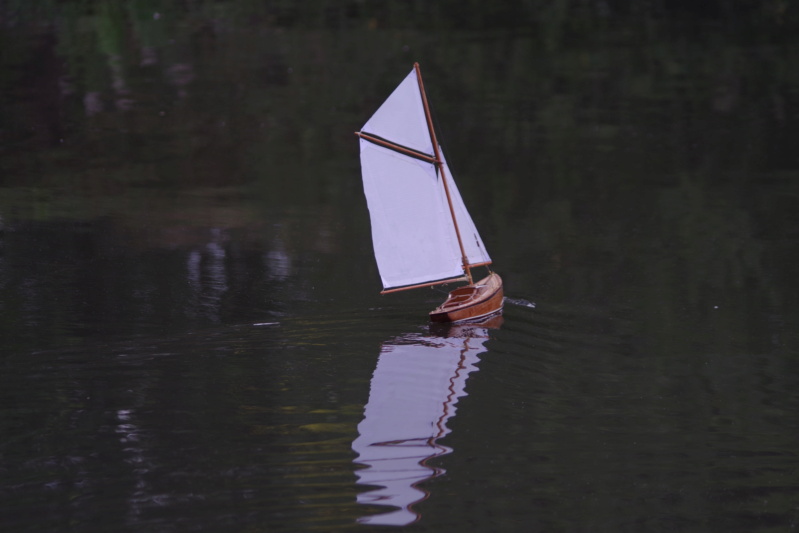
[358,66,491,291]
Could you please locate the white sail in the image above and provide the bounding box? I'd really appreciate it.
[360,141,464,288]
[440,153,492,268]
[361,69,434,156]
[359,67,491,290]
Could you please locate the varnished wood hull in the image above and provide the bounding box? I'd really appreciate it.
[429,272,504,323]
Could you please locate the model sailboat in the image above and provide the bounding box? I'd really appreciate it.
[356,63,503,322]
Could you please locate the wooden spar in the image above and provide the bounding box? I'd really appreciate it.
[378,261,492,294]
[466,261,493,270]
[380,275,470,294]
[413,62,474,285]
[354,132,437,163]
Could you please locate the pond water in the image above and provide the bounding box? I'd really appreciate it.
[2,3,799,532]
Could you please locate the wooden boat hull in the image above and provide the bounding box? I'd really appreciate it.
[429,273,504,323]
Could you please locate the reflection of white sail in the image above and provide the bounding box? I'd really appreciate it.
[352,325,493,526]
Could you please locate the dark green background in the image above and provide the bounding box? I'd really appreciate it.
[1,1,798,531]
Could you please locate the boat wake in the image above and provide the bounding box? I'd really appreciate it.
[505,297,536,309]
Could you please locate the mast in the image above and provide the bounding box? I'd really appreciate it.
[413,63,474,285]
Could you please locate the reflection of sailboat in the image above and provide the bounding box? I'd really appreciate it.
[352,318,501,526]
[356,63,503,322]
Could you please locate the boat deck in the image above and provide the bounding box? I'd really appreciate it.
[429,273,504,323]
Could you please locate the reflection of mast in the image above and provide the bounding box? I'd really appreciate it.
[352,324,496,526]
[433,339,473,442]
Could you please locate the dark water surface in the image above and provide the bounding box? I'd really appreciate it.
[2,3,799,532]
